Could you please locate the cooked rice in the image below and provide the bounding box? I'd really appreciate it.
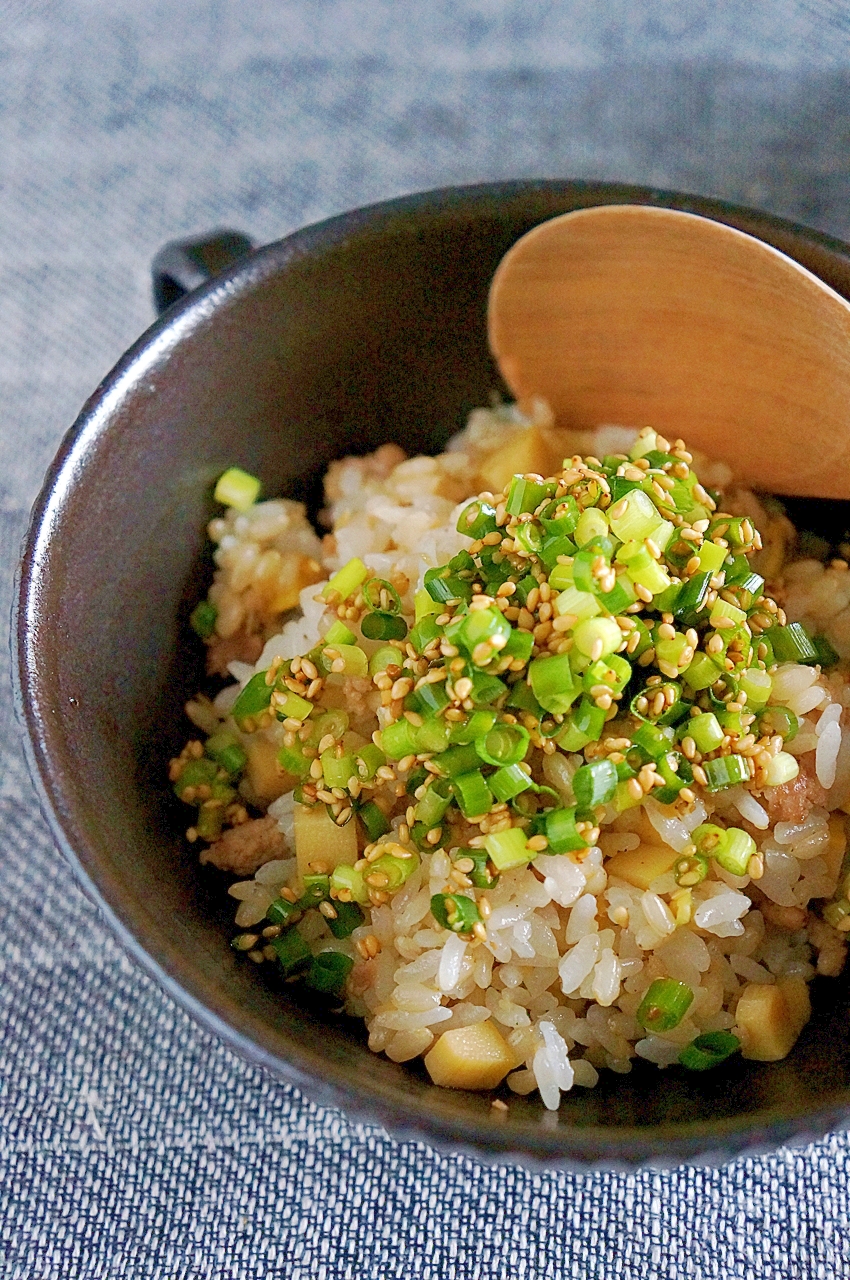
[175,405,850,1108]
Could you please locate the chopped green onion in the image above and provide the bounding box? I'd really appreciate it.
[358,800,391,841]
[764,751,800,787]
[267,897,302,927]
[305,951,354,997]
[632,721,674,759]
[582,655,631,695]
[435,743,482,776]
[299,874,330,908]
[475,723,530,767]
[483,827,532,870]
[573,616,622,660]
[678,1031,740,1071]
[409,615,442,655]
[813,634,840,668]
[739,667,772,708]
[608,487,662,542]
[545,807,588,854]
[506,474,554,516]
[528,653,580,715]
[457,606,512,657]
[702,754,751,791]
[502,628,535,663]
[321,643,368,677]
[572,760,618,811]
[683,651,724,692]
[490,763,534,802]
[515,575,540,605]
[468,672,506,705]
[276,690,314,722]
[412,716,451,755]
[431,893,482,933]
[271,929,312,977]
[277,740,312,777]
[361,611,408,641]
[321,749,356,790]
[505,679,543,719]
[655,632,691,670]
[540,495,580,536]
[356,743,386,779]
[448,709,498,744]
[190,599,218,638]
[368,851,419,892]
[408,681,450,718]
[205,732,248,776]
[653,751,693,804]
[214,466,261,510]
[368,645,402,675]
[513,522,544,557]
[673,853,709,887]
[423,567,473,604]
[324,620,357,646]
[330,864,369,904]
[686,712,724,754]
[322,557,370,603]
[457,498,499,539]
[381,718,418,759]
[769,621,818,664]
[415,778,453,827]
[574,507,610,547]
[414,587,442,620]
[709,598,747,629]
[462,851,499,888]
[231,670,274,726]
[363,578,404,616]
[326,901,365,939]
[637,978,694,1032]
[452,770,493,818]
[757,706,799,742]
[553,584,602,622]
[557,698,606,751]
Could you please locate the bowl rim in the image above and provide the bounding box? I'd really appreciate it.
[14,177,850,1168]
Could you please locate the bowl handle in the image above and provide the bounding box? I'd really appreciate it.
[151,229,256,313]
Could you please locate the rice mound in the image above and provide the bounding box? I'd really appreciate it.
[182,405,850,1109]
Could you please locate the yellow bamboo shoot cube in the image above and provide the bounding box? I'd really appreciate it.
[293,802,358,880]
[477,426,561,495]
[424,1022,519,1091]
[736,977,811,1062]
[605,843,679,891]
[245,735,294,805]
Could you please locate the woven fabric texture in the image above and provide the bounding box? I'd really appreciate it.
[3,3,850,1276]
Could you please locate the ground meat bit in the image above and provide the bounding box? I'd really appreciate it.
[760,901,809,932]
[757,753,828,825]
[807,915,848,977]
[200,815,286,875]
[348,958,378,997]
[206,630,264,677]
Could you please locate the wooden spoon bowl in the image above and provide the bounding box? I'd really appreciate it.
[488,205,850,499]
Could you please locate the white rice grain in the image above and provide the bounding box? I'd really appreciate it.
[816,720,842,789]
[438,934,468,993]
[559,934,601,995]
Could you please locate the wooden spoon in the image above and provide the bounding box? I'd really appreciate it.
[487,204,850,498]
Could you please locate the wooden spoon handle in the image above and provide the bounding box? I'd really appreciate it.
[488,206,850,498]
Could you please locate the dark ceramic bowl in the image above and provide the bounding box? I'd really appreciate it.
[16,181,850,1169]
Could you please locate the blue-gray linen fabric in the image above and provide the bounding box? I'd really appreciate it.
[2,3,850,1276]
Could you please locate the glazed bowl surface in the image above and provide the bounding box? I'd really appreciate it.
[17,180,850,1168]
